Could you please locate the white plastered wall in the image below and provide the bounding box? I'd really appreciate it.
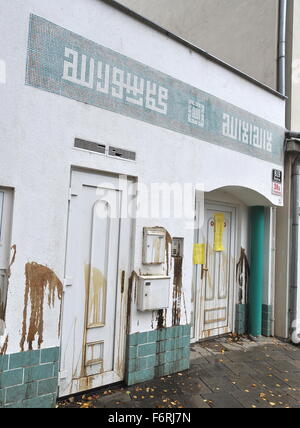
[0,0,285,352]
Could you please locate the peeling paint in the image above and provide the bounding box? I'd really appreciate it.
[20,262,63,352]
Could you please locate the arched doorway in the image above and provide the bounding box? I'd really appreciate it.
[191,186,275,342]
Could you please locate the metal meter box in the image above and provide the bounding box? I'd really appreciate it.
[142,227,166,264]
[137,275,171,311]
[172,237,184,258]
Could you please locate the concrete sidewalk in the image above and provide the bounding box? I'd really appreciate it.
[58,336,300,408]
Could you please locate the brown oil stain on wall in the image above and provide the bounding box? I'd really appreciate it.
[20,262,63,352]
[172,256,183,326]
[156,309,167,329]
[0,334,8,355]
[126,272,138,335]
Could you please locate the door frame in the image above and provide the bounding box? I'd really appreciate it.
[59,167,135,397]
[192,196,239,343]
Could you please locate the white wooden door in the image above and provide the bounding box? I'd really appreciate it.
[59,170,133,397]
[193,202,236,340]
[0,188,13,335]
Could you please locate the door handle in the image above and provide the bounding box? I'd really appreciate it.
[201,266,208,280]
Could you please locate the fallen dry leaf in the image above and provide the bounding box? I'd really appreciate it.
[80,402,92,408]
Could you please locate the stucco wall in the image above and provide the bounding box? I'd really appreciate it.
[0,0,284,362]
[116,0,279,89]
[290,0,300,130]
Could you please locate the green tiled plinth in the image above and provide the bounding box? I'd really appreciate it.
[125,325,191,386]
[0,347,59,408]
[262,305,272,337]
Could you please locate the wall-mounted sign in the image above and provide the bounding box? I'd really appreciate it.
[272,169,283,196]
[26,15,285,165]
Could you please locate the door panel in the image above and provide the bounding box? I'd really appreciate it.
[193,202,236,341]
[59,170,132,397]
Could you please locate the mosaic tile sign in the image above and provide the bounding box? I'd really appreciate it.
[26,14,284,165]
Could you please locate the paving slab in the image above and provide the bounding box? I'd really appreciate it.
[200,392,243,408]
[58,337,300,409]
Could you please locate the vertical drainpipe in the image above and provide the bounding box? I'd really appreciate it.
[278,0,287,95]
[249,207,265,337]
[290,155,300,337]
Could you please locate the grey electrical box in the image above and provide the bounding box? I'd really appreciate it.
[142,227,166,264]
[137,275,171,311]
[172,237,184,257]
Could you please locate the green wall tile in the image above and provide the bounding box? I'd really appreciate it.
[134,368,155,384]
[148,330,158,343]
[0,369,23,388]
[128,346,137,360]
[138,332,148,345]
[9,350,40,370]
[128,333,138,346]
[125,325,191,386]
[4,402,24,408]
[138,343,156,357]
[127,359,137,373]
[38,378,58,396]
[24,364,54,383]
[0,388,4,406]
[0,355,9,372]
[40,348,59,364]
[23,393,56,409]
[158,329,167,341]
[137,358,147,371]
[147,355,156,368]
[5,382,38,404]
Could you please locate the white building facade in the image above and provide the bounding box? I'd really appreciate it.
[0,0,285,407]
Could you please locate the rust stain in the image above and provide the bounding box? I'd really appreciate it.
[126,272,138,335]
[121,270,125,294]
[0,335,8,355]
[156,309,165,329]
[172,256,183,326]
[79,375,95,392]
[80,265,91,379]
[88,267,107,326]
[20,262,63,352]
[154,237,161,263]
[165,231,172,276]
